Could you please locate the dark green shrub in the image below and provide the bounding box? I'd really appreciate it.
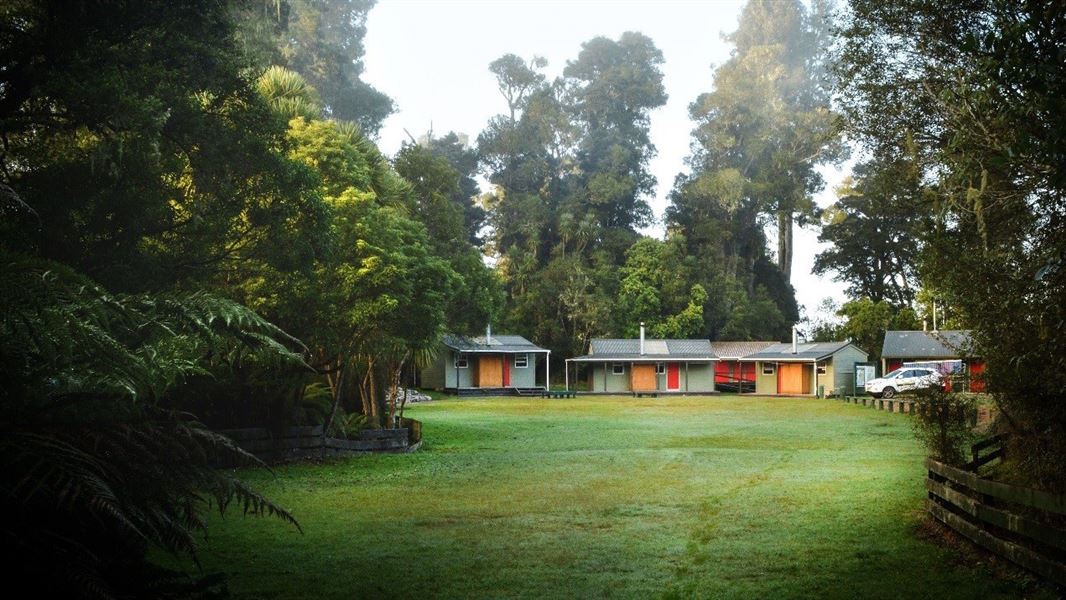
[911,387,978,466]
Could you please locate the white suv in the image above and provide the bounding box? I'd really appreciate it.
[864,367,943,399]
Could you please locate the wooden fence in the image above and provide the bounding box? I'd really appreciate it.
[838,395,982,426]
[841,394,921,414]
[926,441,1066,586]
[220,421,422,463]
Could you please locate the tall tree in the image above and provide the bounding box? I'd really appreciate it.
[814,156,926,306]
[239,69,457,428]
[562,31,667,261]
[838,0,1066,490]
[686,0,841,282]
[0,0,325,293]
[478,57,566,267]
[234,0,394,134]
[478,35,670,361]
[394,135,503,334]
[400,132,488,246]
[489,54,548,124]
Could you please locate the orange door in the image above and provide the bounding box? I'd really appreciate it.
[778,363,807,394]
[477,355,503,387]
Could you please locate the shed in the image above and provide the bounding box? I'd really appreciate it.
[881,330,984,391]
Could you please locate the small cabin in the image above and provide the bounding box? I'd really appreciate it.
[420,333,549,396]
[745,341,869,396]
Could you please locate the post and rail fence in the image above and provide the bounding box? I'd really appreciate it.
[837,394,982,426]
[834,396,1063,585]
[925,435,1066,586]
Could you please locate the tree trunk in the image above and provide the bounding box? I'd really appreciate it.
[321,359,343,437]
[398,362,411,423]
[358,358,376,427]
[368,361,380,427]
[386,351,408,429]
[777,210,793,283]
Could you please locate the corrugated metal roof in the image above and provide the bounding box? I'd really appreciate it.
[710,341,778,360]
[582,338,715,360]
[746,341,857,361]
[442,334,546,353]
[881,330,973,359]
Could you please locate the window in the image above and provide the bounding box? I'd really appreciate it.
[454,353,469,369]
[514,354,528,368]
[611,363,625,375]
[762,362,775,375]
[816,362,827,375]
[656,362,666,374]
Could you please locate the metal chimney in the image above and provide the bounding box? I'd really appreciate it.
[639,322,645,355]
[932,302,938,333]
[486,323,492,344]
[923,319,928,332]
[791,325,798,354]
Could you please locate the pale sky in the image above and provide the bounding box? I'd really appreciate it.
[361,0,849,319]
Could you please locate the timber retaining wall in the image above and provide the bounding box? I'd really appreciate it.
[220,421,422,464]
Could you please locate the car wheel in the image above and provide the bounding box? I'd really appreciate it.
[882,387,896,399]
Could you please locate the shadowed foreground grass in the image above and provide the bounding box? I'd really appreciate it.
[186,396,1048,598]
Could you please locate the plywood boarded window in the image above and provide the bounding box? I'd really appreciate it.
[631,364,657,391]
[778,363,812,394]
[477,355,503,387]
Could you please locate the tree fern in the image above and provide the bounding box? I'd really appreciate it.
[0,251,306,598]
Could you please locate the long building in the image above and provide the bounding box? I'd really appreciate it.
[565,326,869,396]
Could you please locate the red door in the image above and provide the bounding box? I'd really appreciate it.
[502,357,510,387]
[667,363,680,390]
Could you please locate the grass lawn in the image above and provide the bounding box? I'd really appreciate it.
[186,396,1049,599]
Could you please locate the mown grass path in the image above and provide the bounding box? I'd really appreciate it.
[192,396,1046,598]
